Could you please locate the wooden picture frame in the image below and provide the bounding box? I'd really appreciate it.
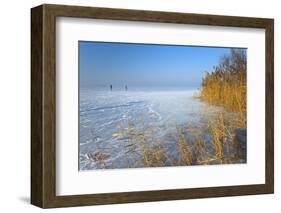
[31,4,274,208]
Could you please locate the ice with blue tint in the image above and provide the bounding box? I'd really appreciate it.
[79,88,221,170]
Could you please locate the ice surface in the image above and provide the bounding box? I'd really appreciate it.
[79,88,221,170]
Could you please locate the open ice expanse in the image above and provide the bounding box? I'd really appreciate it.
[79,88,223,170]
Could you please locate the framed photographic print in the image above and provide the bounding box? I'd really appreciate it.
[31,4,274,208]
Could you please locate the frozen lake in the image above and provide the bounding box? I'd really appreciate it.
[79,88,223,170]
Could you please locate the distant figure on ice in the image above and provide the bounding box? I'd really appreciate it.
[110,84,112,91]
[125,85,127,91]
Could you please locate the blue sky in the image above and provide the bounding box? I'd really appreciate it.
[79,41,234,89]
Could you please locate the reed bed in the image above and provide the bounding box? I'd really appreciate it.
[200,49,247,128]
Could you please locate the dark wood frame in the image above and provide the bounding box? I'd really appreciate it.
[31,4,274,208]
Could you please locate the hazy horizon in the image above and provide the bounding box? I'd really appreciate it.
[79,41,237,89]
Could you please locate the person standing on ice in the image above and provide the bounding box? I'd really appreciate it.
[110,84,112,91]
[125,85,127,91]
